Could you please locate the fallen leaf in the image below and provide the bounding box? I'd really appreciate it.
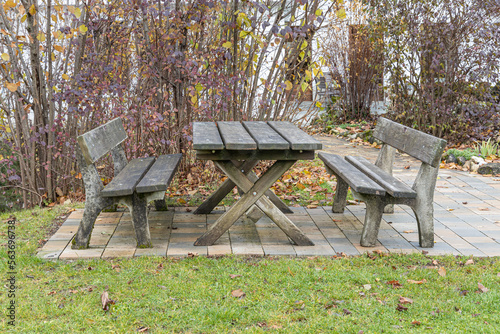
[478,283,489,293]
[307,204,318,209]
[231,289,246,298]
[407,279,427,284]
[343,308,352,315]
[387,280,402,288]
[396,303,408,311]
[288,266,295,276]
[478,207,490,211]
[412,321,421,326]
[187,252,198,258]
[101,291,115,311]
[229,274,242,279]
[399,296,414,304]
[438,267,446,277]
[465,259,474,266]
[48,291,56,295]
[403,230,414,233]
[137,326,149,332]
[363,284,372,291]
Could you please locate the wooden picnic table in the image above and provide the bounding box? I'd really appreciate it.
[192,121,322,246]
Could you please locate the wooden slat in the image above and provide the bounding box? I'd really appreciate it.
[318,152,385,196]
[77,118,127,164]
[373,117,446,167]
[268,121,322,150]
[196,149,314,161]
[217,122,257,150]
[136,154,182,194]
[192,122,224,150]
[242,121,290,150]
[346,156,417,198]
[101,157,155,197]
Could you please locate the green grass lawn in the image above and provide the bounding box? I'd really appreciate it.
[1,205,500,333]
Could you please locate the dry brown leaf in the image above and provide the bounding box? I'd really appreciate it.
[465,259,474,266]
[101,291,115,311]
[478,207,490,211]
[231,289,246,298]
[363,284,372,290]
[229,274,242,279]
[438,267,446,277]
[478,283,489,293]
[407,279,427,284]
[403,230,414,233]
[399,296,414,304]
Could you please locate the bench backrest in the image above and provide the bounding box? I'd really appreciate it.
[77,118,127,165]
[373,117,446,168]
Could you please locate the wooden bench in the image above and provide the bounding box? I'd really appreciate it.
[319,117,446,248]
[72,118,182,249]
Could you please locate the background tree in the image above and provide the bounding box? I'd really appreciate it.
[366,0,500,142]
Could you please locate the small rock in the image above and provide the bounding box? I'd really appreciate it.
[348,134,358,140]
[471,163,480,173]
[471,156,486,166]
[477,163,500,175]
[457,156,467,166]
[463,161,472,170]
[446,154,458,164]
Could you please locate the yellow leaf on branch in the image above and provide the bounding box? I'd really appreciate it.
[29,4,36,15]
[336,8,346,20]
[285,80,293,91]
[37,32,45,42]
[1,53,10,61]
[75,8,82,19]
[79,25,88,34]
[62,73,69,80]
[5,81,20,92]
[4,0,16,10]
[54,45,64,52]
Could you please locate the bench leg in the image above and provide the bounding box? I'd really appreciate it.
[154,199,168,211]
[411,163,438,248]
[72,198,112,249]
[332,177,349,213]
[360,196,385,247]
[130,193,152,248]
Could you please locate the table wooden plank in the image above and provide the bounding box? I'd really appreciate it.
[268,121,322,150]
[242,121,290,150]
[192,122,224,150]
[196,149,314,161]
[218,122,257,150]
[101,157,155,197]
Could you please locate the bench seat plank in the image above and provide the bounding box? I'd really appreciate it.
[218,122,257,150]
[136,154,183,193]
[318,152,386,196]
[242,121,290,150]
[268,121,322,150]
[345,156,417,198]
[192,122,224,150]
[101,157,156,197]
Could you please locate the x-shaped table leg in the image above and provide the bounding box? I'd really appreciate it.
[194,160,314,246]
[194,160,292,214]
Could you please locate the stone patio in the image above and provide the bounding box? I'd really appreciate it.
[36,135,500,260]
[37,167,500,260]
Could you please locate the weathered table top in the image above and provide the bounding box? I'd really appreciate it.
[193,121,322,160]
